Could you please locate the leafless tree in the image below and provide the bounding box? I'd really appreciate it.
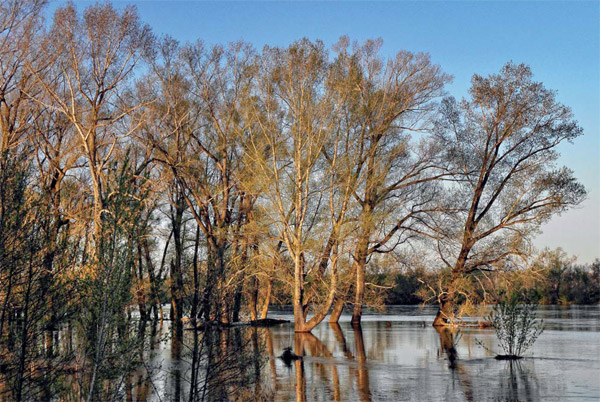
[430,63,586,326]
[324,38,450,325]
[31,2,153,248]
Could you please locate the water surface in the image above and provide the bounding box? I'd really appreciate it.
[140,305,600,401]
[256,305,600,401]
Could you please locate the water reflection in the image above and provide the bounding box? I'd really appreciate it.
[293,332,336,401]
[435,326,475,401]
[268,323,541,402]
[498,360,539,401]
[435,326,459,369]
[276,324,372,402]
[353,326,371,402]
[93,321,267,402]
[261,306,599,401]
[1,306,597,401]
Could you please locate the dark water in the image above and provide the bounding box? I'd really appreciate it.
[140,305,600,401]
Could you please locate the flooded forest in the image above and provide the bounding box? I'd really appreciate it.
[0,1,594,401]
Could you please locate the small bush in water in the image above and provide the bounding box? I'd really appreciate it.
[478,296,544,359]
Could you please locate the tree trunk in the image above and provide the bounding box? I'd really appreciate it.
[232,281,243,323]
[351,235,369,327]
[170,199,185,324]
[329,298,344,323]
[248,276,259,321]
[200,250,215,321]
[144,240,161,322]
[260,279,272,320]
[191,225,201,323]
[433,262,464,326]
[293,253,307,332]
[433,296,452,327]
[136,244,147,321]
[216,245,229,324]
[294,251,338,332]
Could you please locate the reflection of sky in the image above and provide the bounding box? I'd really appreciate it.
[143,306,600,401]
[263,306,600,401]
[45,1,600,263]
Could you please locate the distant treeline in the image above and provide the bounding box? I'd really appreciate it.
[265,249,600,307]
[383,254,600,306]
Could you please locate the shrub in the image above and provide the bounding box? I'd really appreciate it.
[478,297,544,359]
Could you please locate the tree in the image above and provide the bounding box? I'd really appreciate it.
[0,2,68,399]
[32,3,153,249]
[146,38,260,324]
[431,63,586,326]
[0,0,45,340]
[536,247,575,304]
[324,38,450,325]
[249,39,342,332]
[30,4,155,398]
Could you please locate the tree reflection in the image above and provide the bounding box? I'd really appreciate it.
[329,323,353,360]
[170,321,183,402]
[0,312,558,401]
[329,323,354,401]
[435,326,459,369]
[497,360,540,401]
[293,334,307,402]
[285,331,342,401]
[282,324,373,402]
[263,327,279,393]
[184,327,266,401]
[435,326,473,401]
[353,325,371,402]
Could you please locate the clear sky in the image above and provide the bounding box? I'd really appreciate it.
[48,1,600,263]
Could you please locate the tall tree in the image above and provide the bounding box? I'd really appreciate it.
[0,0,45,338]
[325,38,450,325]
[250,39,344,332]
[147,38,259,323]
[32,3,153,249]
[431,63,586,326]
[30,4,155,398]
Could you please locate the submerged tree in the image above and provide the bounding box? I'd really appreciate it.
[431,63,586,326]
[325,38,451,326]
[29,3,155,398]
[250,39,341,332]
[146,37,261,325]
[0,1,72,399]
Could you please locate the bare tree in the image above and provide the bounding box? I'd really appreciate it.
[0,1,590,397]
[31,3,153,249]
[28,4,155,398]
[249,39,346,332]
[430,62,586,326]
[0,2,69,400]
[324,38,450,325]
[147,38,259,324]
[0,0,45,337]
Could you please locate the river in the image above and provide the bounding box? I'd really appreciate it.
[132,305,600,401]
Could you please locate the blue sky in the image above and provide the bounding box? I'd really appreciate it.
[48,1,599,263]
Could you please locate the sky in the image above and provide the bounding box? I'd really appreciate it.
[47,1,600,263]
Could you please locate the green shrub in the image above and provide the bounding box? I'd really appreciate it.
[478,297,544,358]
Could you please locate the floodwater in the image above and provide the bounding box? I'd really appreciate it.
[142,305,600,401]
